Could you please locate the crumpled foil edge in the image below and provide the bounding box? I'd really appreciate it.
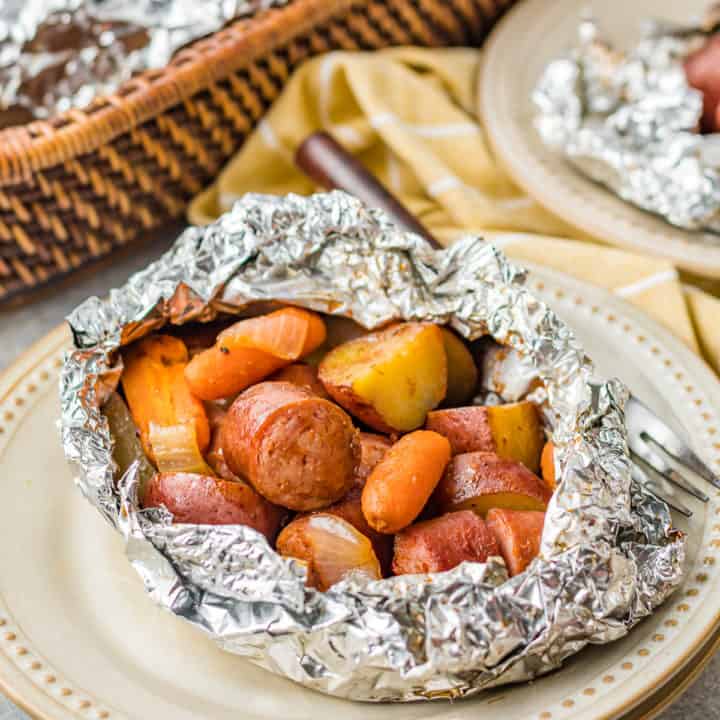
[60,191,685,701]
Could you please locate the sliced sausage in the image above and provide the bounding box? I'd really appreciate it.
[222,382,360,511]
[143,472,284,540]
[486,508,545,576]
[392,510,500,575]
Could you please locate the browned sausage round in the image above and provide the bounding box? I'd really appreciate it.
[392,510,500,575]
[143,472,285,540]
[222,381,360,511]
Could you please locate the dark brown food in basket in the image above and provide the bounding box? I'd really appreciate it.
[222,381,360,511]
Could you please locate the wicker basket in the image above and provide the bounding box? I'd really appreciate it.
[0,0,514,305]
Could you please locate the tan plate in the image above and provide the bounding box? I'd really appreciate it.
[478,0,720,278]
[1,264,720,720]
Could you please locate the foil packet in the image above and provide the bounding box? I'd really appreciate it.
[533,14,720,236]
[60,191,686,701]
[0,0,286,126]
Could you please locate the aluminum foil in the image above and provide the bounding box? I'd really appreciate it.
[60,191,686,701]
[0,0,287,125]
[533,15,720,235]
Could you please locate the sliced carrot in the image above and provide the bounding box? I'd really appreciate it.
[361,430,451,534]
[218,307,326,360]
[121,335,210,463]
[185,346,286,402]
[185,308,326,401]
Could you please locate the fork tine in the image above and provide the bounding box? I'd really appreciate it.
[631,463,693,518]
[640,429,720,491]
[629,446,709,502]
[625,395,720,490]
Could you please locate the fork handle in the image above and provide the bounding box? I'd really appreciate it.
[294,131,440,248]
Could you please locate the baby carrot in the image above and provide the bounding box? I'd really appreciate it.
[185,308,326,401]
[362,430,451,534]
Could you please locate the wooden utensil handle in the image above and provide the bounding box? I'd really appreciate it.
[295,131,440,248]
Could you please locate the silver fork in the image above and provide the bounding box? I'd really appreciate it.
[624,395,720,518]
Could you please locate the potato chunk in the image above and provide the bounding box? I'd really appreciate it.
[433,451,551,516]
[441,329,478,405]
[318,322,447,432]
[426,400,544,472]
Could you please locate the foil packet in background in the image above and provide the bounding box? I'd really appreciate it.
[0,0,286,127]
[533,12,720,236]
[60,191,685,701]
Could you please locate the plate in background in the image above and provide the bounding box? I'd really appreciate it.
[479,0,720,278]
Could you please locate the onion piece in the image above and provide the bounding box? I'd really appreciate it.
[148,422,215,475]
[276,514,382,590]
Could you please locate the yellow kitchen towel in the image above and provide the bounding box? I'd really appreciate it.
[189,47,720,374]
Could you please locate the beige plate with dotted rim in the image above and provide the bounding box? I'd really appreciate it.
[478,0,720,278]
[1,264,720,720]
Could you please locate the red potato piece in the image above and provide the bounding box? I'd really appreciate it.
[433,451,551,516]
[222,382,360,511]
[277,513,382,590]
[392,510,500,575]
[269,363,329,399]
[143,472,284,540]
[353,432,392,489]
[685,34,720,132]
[426,402,544,472]
[486,509,545,576]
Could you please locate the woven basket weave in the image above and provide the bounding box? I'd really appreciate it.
[0,0,514,305]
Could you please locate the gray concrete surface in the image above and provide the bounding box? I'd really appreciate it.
[0,230,715,719]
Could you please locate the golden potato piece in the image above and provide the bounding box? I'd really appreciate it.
[426,400,544,472]
[318,322,447,433]
[433,451,551,516]
[441,328,478,406]
[486,401,544,474]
